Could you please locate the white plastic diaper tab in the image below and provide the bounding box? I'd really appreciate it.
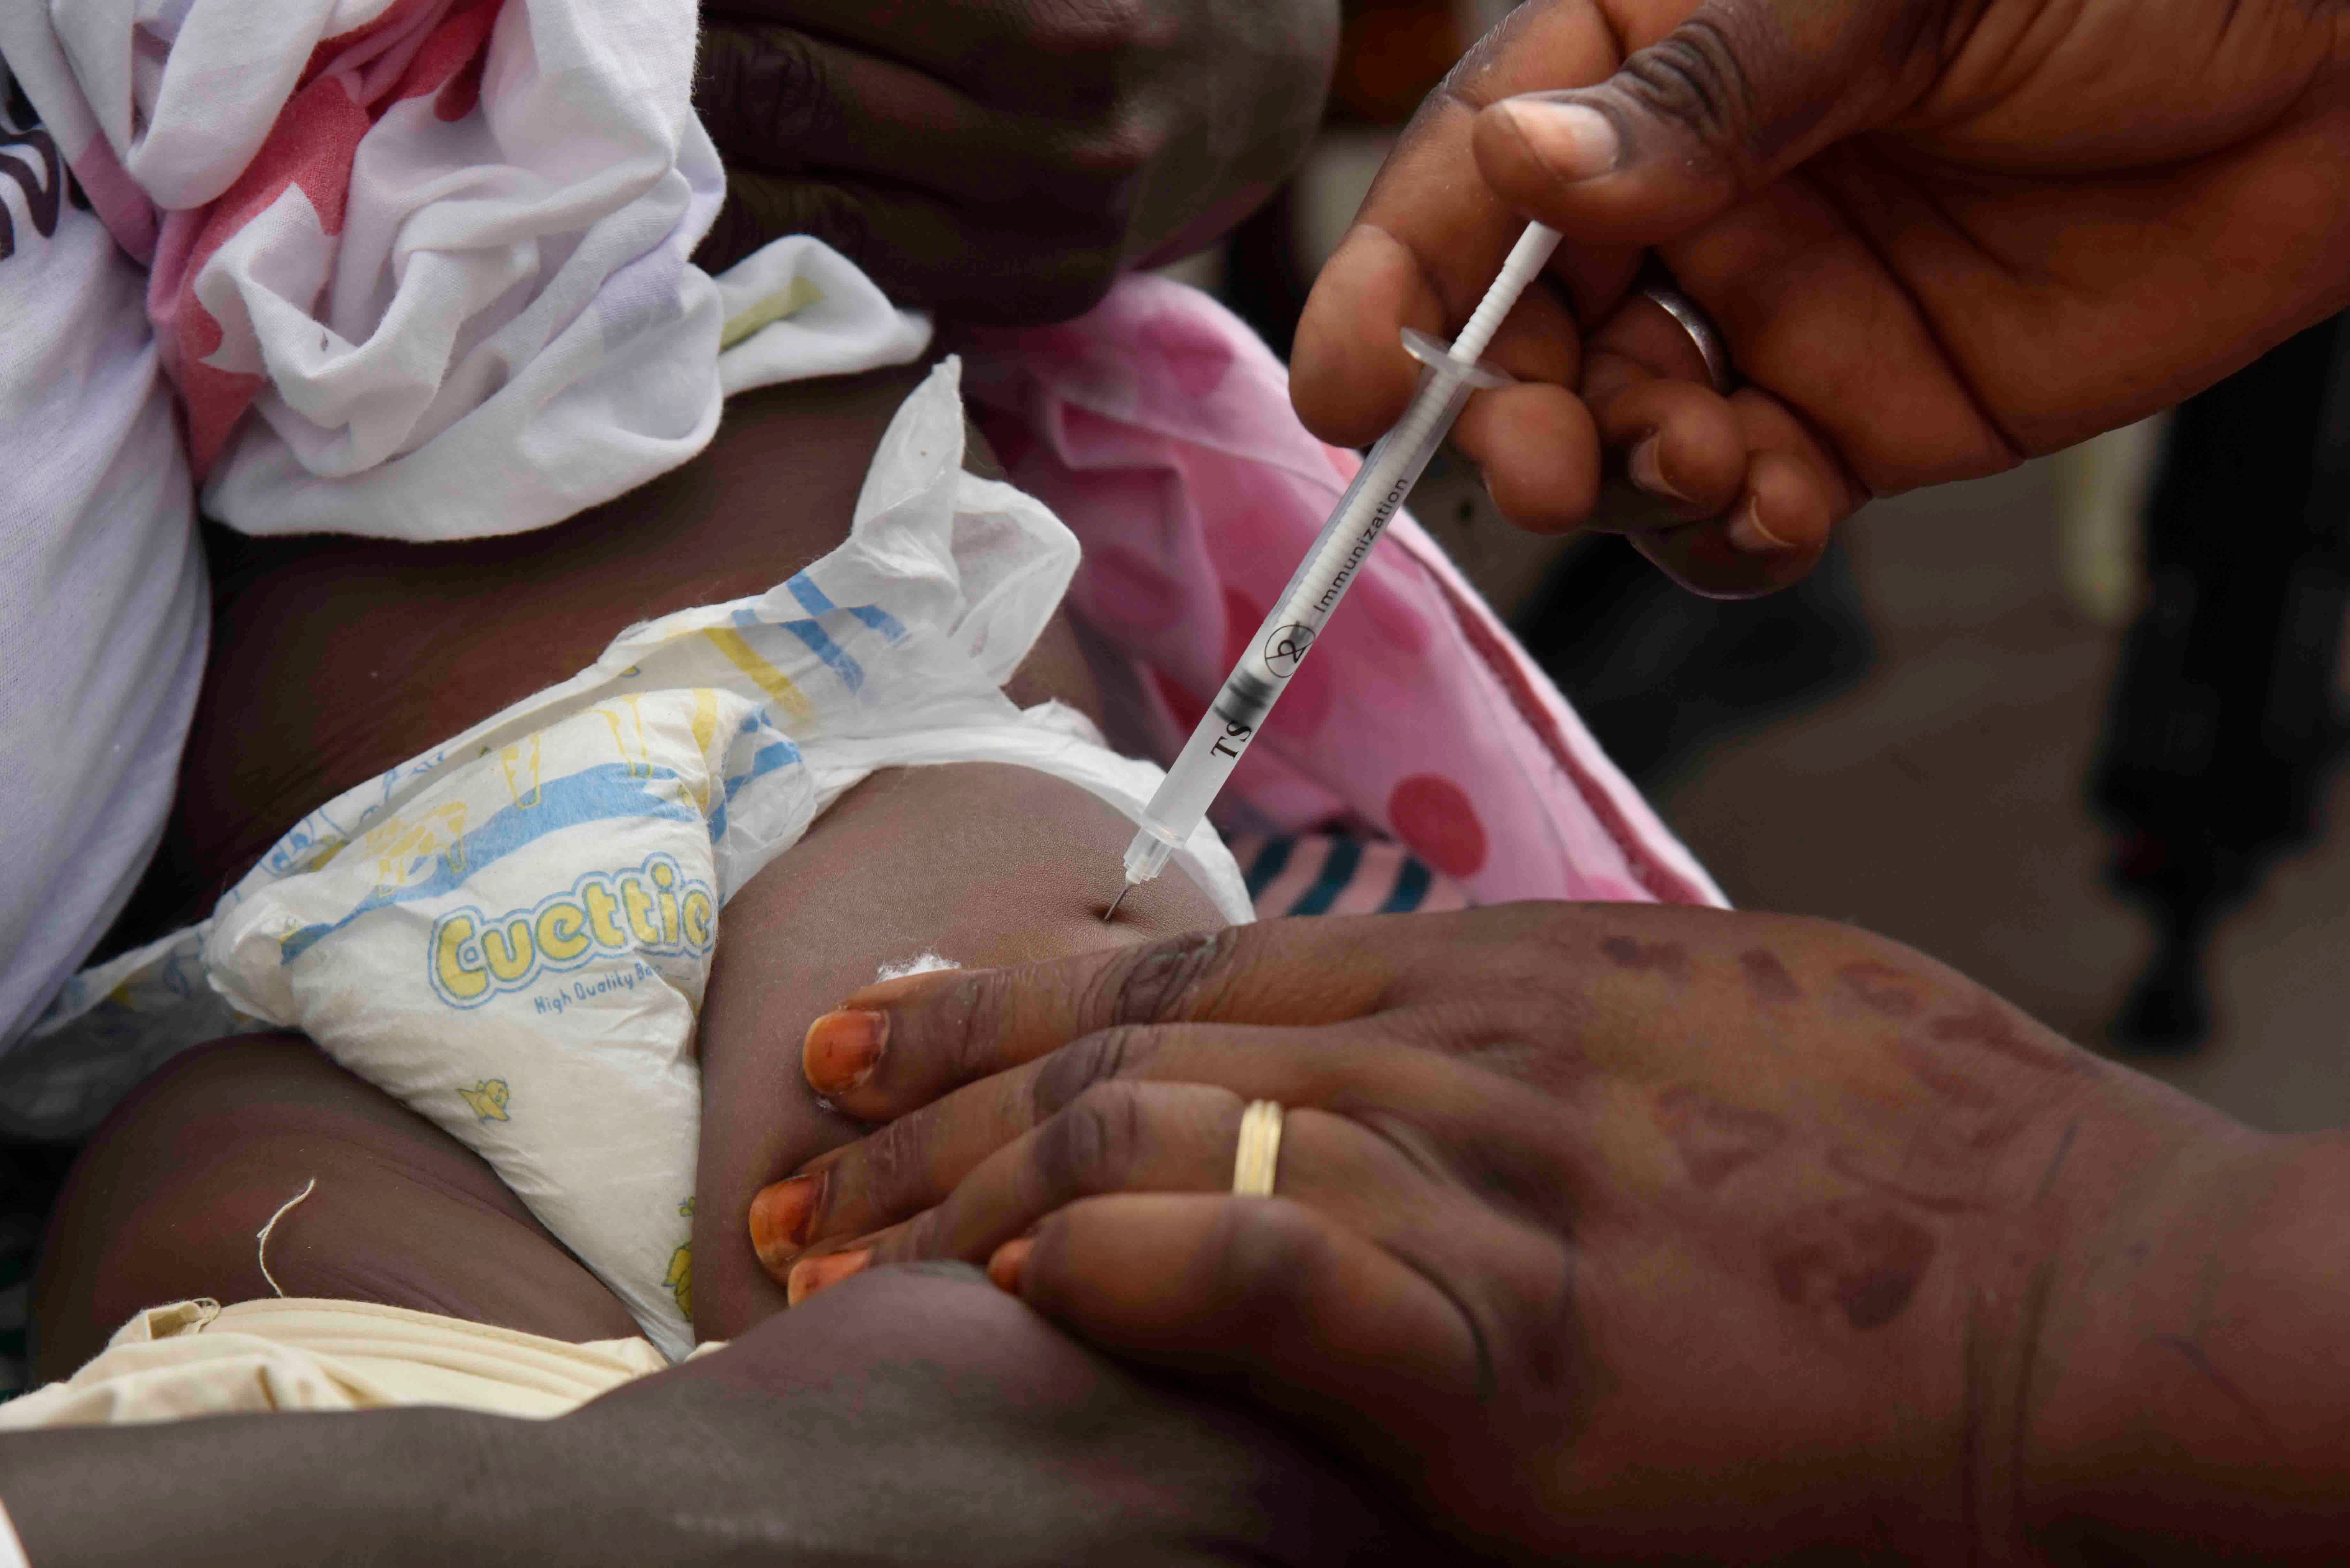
[23,360,1249,1359]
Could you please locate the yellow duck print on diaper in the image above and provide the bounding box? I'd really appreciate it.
[665,1244,693,1319]
[357,801,471,889]
[457,1079,511,1122]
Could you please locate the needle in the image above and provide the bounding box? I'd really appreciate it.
[1098,222,1567,922]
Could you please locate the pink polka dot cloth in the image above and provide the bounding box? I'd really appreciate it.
[965,276,1726,912]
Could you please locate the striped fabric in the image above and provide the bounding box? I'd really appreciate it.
[1228,834,1471,921]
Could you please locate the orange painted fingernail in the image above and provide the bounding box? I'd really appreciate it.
[987,1238,1034,1294]
[803,1009,886,1094]
[748,1176,819,1270]
[787,1248,871,1306]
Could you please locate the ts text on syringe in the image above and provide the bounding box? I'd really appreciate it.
[1104,222,1564,921]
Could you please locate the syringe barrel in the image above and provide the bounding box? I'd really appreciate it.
[1124,342,1496,870]
[1122,824,1179,886]
[1133,699,1264,860]
[1215,344,1487,724]
[1114,229,1557,893]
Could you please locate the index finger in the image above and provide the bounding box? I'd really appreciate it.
[1290,0,1638,451]
[803,910,1520,1112]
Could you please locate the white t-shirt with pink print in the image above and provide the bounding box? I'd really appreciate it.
[0,61,203,1051]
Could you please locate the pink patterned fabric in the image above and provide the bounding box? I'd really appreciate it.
[967,276,1725,909]
[143,0,497,478]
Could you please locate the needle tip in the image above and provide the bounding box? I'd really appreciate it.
[1102,884,1131,923]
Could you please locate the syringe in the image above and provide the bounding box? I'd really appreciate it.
[1105,221,1565,920]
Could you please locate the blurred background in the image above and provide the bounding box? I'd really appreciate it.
[1163,0,2350,1131]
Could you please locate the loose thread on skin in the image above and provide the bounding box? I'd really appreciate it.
[255,1177,317,1298]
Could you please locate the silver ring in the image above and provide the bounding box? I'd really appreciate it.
[1638,281,1733,394]
[1232,1101,1284,1197]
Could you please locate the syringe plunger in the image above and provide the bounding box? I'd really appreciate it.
[1105,224,1565,916]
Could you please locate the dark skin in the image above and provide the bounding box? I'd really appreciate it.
[64,364,1222,1353]
[21,364,1421,1562]
[754,905,2350,1564]
[690,0,1342,321]
[1288,0,2350,596]
[884,0,2350,1550]
[12,1264,1403,1566]
[122,366,1102,923]
[21,3,1363,1549]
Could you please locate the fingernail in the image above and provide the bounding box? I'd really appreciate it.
[1628,435,1686,503]
[1500,97,1620,181]
[748,1175,820,1270]
[803,1009,886,1095]
[787,1248,871,1306]
[987,1238,1034,1294]
[1727,495,1793,554]
[840,967,963,1010]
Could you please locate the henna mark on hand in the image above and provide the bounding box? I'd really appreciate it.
[1106,930,1235,1025]
[1892,1038,1999,1109]
[2032,1119,2081,1204]
[1764,1199,1937,1331]
[1656,1084,1788,1189]
[1739,947,1802,1004]
[2157,1335,2283,1447]
[1600,936,1688,978]
[1826,1146,1989,1216]
[1927,1003,2081,1076]
[1839,961,1924,1020]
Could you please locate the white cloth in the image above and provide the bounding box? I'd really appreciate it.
[0,1494,25,1568]
[0,1,931,1054]
[0,0,932,542]
[0,63,205,1050]
[24,361,1252,1358]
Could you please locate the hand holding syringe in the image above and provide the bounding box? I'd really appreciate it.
[1106,222,1565,919]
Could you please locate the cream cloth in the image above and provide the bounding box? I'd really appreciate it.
[0,1298,714,1428]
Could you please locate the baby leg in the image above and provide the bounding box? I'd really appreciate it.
[31,1034,638,1381]
[693,762,1227,1338]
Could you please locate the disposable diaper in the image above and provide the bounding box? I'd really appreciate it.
[23,359,1248,1358]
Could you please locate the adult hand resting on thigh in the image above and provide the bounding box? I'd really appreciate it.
[8,1267,1403,1564]
[692,0,1340,320]
[1290,0,2350,594]
[754,906,2350,1563]
[563,1263,1406,1563]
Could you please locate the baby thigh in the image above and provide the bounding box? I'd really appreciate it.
[692,762,1230,1338]
[31,1034,641,1381]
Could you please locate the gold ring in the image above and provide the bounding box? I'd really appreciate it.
[1232,1100,1284,1197]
